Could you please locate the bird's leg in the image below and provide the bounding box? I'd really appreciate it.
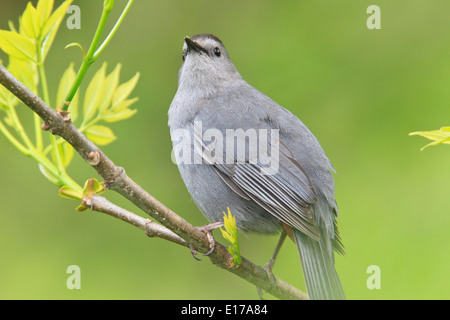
[189,221,224,260]
[257,229,287,299]
[266,229,287,270]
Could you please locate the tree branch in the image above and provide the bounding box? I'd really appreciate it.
[0,63,308,300]
[85,194,188,247]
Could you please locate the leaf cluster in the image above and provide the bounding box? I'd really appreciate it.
[409,127,450,150]
[0,0,139,193]
[220,208,242,268]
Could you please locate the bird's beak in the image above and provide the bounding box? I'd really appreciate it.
[184,36,208,55]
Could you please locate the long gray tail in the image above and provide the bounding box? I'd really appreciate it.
[294,229,345,300]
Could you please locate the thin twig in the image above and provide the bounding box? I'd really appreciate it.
[85,194,188,247]
[0,63,308,300]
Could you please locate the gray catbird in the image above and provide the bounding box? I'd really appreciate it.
[168,33,345,300]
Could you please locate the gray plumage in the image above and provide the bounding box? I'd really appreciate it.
[168,33,345,300]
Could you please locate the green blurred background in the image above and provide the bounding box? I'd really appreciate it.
[0,0,449,299]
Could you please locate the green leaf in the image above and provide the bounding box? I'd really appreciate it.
[40,0,72,38]
[57,63,79,122]
[40,0,73,60]
[86,125,116,146]
[0,30,36,61]
[60,178,104,211]
[112,72,140,108]
[20,2,41,40]
[8,56,38,94]
[83,63,107,125]
[102,108,138,123]
[59,185,82,200]
[0,86,10,109]
[0,59,8,109]
[76,204,89,212]
[219,208,241,267]
[36,0,54,27]
[0,83,16,110]
[98,64,121,113]
[409,127,450,150]
[85,178,105,196]
[57,141,74,168]
[82,178,102,196]
[8,20,18,33]
[111,97,139,111]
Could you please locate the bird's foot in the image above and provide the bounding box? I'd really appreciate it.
[256,258,276,299]
[189,221,224,261]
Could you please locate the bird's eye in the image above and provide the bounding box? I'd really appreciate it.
[214,47,221,57]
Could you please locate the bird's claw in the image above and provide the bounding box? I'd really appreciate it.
[189,244,202,261]
[256,259,276,299]
[189,221,224,261]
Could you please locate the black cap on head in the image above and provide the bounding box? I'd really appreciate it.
[190,33,224,46]
[183,33,230,61]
